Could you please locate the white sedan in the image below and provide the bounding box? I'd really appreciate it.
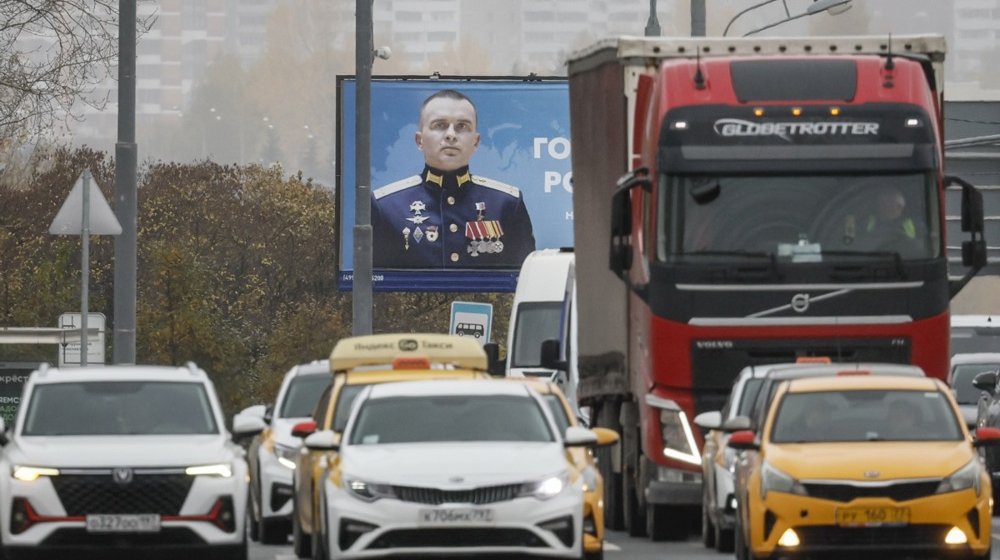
[306,379,596,559]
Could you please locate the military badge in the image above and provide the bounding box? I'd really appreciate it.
[402,227,411,251]
[413,226,423,243]
[407,200,429,224]
[426,226,439,242]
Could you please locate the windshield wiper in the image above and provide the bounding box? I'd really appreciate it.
[682,250,776,259]
[817,250,905,278]
[681,251,779,281]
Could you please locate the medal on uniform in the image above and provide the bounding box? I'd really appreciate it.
[407,200,429,224]
[402,226,410,251]
[413,226,424,243]
[426,225,438,242]
[475,201,486,220]
[465,220,505,256]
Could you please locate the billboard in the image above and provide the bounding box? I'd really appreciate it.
[337,77,572,292]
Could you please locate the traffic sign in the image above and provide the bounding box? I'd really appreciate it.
[449,302,493,346]
[58,312,106,367]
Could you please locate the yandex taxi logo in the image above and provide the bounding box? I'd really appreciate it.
[713,118,880,142]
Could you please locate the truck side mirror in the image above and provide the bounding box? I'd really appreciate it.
[946,176,988,297]
[482,342,505,376]
[540,338,567,371]
[973,371,998,394]
[609,186,633,276]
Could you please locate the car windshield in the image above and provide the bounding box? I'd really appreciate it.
[349,394,554,444]
[543,393,571,435]
[23,381,218,436]
[279,374,330,418]
[952,364,999,404]
[658,173,938,262]
[770,389,962,443]
[510,302,562,368]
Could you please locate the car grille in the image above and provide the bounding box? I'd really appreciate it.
[802,479,941,502]
[795,524,950,547]
[392,483,522,505]
[51,471,193,516]
[368,528,546,549]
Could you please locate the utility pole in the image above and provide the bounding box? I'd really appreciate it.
[691,0,706,36]
[113,0,137,364]
[353,0,373,335]
[645,0,661,36]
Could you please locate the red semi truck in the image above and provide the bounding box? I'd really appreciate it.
[565,35,987,540]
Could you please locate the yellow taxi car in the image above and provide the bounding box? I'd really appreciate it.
[512,379,619,560]
[290,333,492,559]
[729,374,1000,560]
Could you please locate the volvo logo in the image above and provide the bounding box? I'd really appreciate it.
[112,467,134,485]
[863,470,880,479]
[398,339,418,352]
[790,293,811,313]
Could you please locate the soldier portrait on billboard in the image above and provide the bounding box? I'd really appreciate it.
[371,89,536,269]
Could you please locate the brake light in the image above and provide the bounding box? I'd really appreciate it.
[796,356,831,364]
[393,356,431,370]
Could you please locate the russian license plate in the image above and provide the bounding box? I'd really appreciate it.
[86,514,161,533]
[835,506,909,527]
[418,508,495,525]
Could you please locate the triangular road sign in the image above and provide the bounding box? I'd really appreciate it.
[49,171,122,235]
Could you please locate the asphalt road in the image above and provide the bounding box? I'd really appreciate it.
[247,519,1000,559]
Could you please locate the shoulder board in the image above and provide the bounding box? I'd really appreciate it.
[472,175,521,198]
[373,175,421,200]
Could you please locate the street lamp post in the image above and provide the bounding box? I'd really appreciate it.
[353,0,374,336]
[724,0,852,37]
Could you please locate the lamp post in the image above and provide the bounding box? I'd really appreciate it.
[724,0,852,37]
[354,0,373,336]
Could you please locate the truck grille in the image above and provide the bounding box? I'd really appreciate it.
[803,479,941,503]
[392,483,521,505]
[51,471,193,516]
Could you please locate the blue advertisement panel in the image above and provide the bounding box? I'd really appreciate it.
[338,77,572,292]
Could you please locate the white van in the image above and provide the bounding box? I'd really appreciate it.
[505,248,574,379]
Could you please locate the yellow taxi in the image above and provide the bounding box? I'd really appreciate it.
[290,333,492,558]
[729,374,1000,560]
[511,379,619,560]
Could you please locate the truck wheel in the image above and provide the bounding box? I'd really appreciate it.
[716,525,735,553]
[596,402,624,530]
[646,504,688,541]
[622,469,646,537]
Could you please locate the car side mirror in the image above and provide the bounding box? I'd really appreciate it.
[694,411,722,430]
[482,342,505,376]
[564,426,599,447]
[304,430,340,451]
[291,420,318,439]
[263,404,274,424]
[540,339,567,371]
[591,427,620,448]
[727,430,759,451]
[973,371,998,394]
[974,426,1000,447]
[722,416,751,433]
[232,413,266,440]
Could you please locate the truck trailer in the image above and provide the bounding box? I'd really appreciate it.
[566,35,987,540]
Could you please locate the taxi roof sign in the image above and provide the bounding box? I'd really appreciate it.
[329,333,487,372]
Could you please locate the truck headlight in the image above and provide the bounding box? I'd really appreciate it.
[274,443,298,470]
[519,473,569,500]
[936,459,981,496]
[13,466,60,482]
[760,461,806,499]
[345,479,396,502]
[659,409,700,466]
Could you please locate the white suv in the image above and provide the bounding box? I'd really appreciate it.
[0,363,265,560]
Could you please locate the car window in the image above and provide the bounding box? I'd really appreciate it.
[951,364,999,404]
[349,395,554,444]
[770,389,962,443]
[311,384,333,424]
[280,374,331,418]
[737,378,764,417]
[23,381,218,436]
[510,302,562,368]
[543,394,571,435]
[333,384,368,433]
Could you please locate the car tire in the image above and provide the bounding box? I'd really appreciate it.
[312,491,329,560]
[292,495,312,558]
[260,517,288,545]
[647,504,688,542]
[584,548,604,560]
[701,502,716,547]
[716,525,735,553]
[247,500,260,542]
[214,536,249,560]
[623,468,646,538]
[734,517,750,560]
[595,402,624,531]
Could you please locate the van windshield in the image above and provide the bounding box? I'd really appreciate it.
[511,302,563,368]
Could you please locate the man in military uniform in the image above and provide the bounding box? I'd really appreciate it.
[371,89,535,269]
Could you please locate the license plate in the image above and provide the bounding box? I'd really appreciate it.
[86,514,161,533]
[418,508,495,525]
[835,506,909,527]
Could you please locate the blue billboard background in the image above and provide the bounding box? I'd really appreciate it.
[338,78,572,292]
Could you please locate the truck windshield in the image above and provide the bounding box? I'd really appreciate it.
[511,302,563,368]
[658,173,939,262]
[22,381,218,436]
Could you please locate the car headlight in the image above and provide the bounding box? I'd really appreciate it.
[185,464,233,478]
[12,466,60,482]
[760,461,806,499]
[274,443,298,470]
[580,466,599,493]
[936,459,981,496]
[345,479,396,502]
[519,473,569,500]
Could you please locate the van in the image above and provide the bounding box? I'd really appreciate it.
[504,248,574,378]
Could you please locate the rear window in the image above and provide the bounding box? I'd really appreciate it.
[770,389,962,443]
[23,381,217,436]
[951,364,999,404]
[730,59,856,102]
